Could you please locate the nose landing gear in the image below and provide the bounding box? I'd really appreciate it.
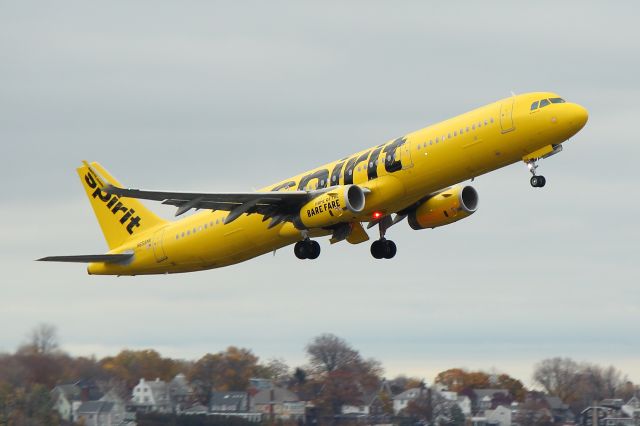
[526,160,546,188]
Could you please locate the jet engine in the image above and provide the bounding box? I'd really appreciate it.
[297,185,365,229]
[408,185,478,230]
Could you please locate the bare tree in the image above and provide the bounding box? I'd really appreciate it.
[22,323,59,355]
[532,357,582,403]
[305,333,359,374]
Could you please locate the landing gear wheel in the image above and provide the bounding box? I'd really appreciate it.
[308,240,321,259]
[371,239,397,259]
[530,175,547,188]
[370,240,386,259]
[294,241,306,259]
[294,240,320,260]
[384,240,397,259]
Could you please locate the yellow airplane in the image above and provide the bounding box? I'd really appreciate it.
[38,92,588,275]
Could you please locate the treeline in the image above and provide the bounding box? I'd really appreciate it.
[0,324,638,425]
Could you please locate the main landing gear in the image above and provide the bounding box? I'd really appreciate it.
[294,238,320,260]
[370,216,397,259]
[526,160,547,188]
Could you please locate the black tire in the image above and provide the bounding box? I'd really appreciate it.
[384,240,397,259]
[370,240,385,259]
[308,240,321,259]
[294,241,306,259]
[530,176,539,187]
[538,175,546,187]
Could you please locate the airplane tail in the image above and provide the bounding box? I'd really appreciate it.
[77,161,167,250]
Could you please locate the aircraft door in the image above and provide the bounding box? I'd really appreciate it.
[152,228,168,263]
[500,97,516,133]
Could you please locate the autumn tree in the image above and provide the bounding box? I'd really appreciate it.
[389,375,424,395]
[188,347,260,404]
[101,349,180,390]
[495,374,526,402]
[435,368,490,392]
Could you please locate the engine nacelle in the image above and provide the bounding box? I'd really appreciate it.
[297,185,365,229]
[408,185,478,230]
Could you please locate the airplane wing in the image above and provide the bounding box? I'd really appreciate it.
[104,185,313,227]
[37,253,133,263]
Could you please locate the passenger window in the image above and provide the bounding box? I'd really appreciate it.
[531,101,539,110]
[490,118,494,123]
[549,97,565,104]
[539,99,550,108]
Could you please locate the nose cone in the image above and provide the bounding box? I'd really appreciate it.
[570,103,589,131]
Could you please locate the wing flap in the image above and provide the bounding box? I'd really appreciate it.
[37,254,133,263]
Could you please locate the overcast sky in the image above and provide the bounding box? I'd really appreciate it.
[1,1,638,387]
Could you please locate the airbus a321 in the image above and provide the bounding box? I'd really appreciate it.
[39,92,588,275]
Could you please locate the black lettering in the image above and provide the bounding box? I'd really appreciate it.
[111,202,128,216]
[330,160,346,187]
[120,208,134,224]
[343,151,370,185]
[271,181,296,192]
[297,169,329,191]
[106,196,119,209]
[126,216,141,234]
[307,210,312,217]
[383,137,406,173]
[92,187,111,202]
[367,145,384,180]
[314,207,319,215]
[85,173,97,189]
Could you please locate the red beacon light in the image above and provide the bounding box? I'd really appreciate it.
[372,211,383,220]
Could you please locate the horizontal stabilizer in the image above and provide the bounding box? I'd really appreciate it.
[37,253,133,263]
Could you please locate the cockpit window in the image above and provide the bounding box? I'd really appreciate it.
[539,99,550,108]
[549,97,565,104]
[531,101,539,110]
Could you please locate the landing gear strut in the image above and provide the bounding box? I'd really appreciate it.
[294,239,320,260]
[526,160,546,188]
[370,216,397,259]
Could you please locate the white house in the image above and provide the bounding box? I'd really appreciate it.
[485,404,511,426]
[131,378,171,413]
[393,388,424,414]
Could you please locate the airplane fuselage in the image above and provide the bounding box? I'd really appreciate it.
[86,92,588,275]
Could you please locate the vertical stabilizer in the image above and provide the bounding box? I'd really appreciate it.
[77,161,167,249]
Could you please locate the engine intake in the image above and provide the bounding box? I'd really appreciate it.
[297,185,365,229]
[408,185,478,230]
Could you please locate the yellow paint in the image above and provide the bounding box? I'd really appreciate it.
[57,92,587,275]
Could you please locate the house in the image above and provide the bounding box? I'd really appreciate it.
[341,380,392,418]
[168,373,193,413]
[622,396,640,424]
[209,391,249,413]
[252,386,305,421]
[51,384,82,423]
[51,380,105,422]
[76,400,126,426]
[485,404,511,426]
[471,389,510,413]
[393,388,424,415]
[130,378,171,413]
